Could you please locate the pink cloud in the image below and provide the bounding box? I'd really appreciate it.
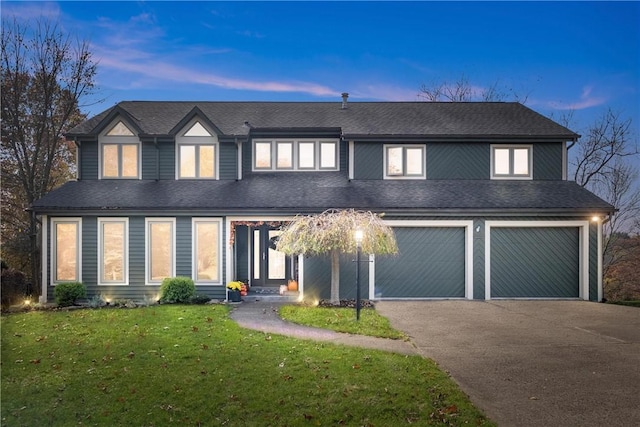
[548,86,608,110]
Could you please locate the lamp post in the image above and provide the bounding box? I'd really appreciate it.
[354,228,364,321]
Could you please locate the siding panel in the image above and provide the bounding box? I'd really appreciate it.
[303,254,368,300]
[427,143,489,180]
[376,227,466,298]
[80,141,98,180]
[354,143,383,179]
[533,143,563,180]
[219,142,237,180]
[491,227,579,297]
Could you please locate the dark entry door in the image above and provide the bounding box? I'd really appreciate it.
[251,225,289,287]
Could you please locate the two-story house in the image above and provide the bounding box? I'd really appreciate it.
[32,97,614,304]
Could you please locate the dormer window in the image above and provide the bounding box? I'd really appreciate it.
[253,139,338,171]
[491,145,532,179]
[100,120,140,179]
[176,120,218,179]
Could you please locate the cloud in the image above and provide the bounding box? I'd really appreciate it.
[0,2,61,21]
[94,47,338,96]
[351,84,422,101]
[547,86,608,110]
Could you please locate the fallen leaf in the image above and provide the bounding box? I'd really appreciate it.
[30,359,41,364]
[127,352,135,359]
[352,364,360,369]
[192,326,198,332]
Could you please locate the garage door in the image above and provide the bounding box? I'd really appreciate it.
[491,227,580,298]
[375,227,466,298]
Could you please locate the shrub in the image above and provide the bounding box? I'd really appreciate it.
[189,294,211,304]
[54,282,86,307]
[0,268,29,308]
[87,294,107,308]
[159,277,195,303]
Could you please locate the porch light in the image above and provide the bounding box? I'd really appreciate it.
[591,216,600,222]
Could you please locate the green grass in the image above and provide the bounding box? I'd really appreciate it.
[1,305,494,426]
[279,304,407,339]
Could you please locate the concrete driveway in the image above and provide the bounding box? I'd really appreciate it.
[375,300,640,427]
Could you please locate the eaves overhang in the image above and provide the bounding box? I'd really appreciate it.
[341,134,579,143]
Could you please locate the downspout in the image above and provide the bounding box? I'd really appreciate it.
[565,136,578,181]
[72,137,81,180]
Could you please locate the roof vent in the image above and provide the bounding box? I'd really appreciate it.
[341,92,349,109]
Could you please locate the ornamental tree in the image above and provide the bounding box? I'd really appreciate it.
[276,209,398,304]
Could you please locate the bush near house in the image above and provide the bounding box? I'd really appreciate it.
[53,282,86,307]
[159,276,196,303]
[0,267,29,308]
[605,234,640,302]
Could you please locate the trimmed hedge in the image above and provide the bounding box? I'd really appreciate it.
[159,277,195,303]
[54,282,86,307]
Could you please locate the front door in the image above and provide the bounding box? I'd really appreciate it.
[251,225,289,287]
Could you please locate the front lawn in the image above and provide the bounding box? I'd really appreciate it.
[279,304,407,339]
[1,305,493,426]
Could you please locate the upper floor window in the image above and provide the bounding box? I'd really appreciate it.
[491,145,532,179]
[253,139,338,171]
[177,121,218,179]
[384,145,426,179]
[100,120,140,179]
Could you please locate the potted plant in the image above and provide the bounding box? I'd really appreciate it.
[226,281,243,302]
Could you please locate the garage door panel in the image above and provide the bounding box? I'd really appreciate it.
[376,227,465,298]
[492,227,579,298]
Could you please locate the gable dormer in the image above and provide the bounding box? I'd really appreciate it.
[175,119,219,179]
[99,119,141,179]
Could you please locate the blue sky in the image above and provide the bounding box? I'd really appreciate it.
[3,1,639,136]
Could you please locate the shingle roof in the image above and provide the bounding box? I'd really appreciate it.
[68,101,579,140]
[31,174,614,215]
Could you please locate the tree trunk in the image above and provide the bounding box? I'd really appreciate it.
[330,249,340,304]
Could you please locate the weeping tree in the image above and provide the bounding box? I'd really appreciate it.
[276,209,398,304]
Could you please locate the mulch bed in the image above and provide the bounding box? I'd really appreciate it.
[317,299,375,308]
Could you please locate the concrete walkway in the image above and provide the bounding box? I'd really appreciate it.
[229,298,416,355]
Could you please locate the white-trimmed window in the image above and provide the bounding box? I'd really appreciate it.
[253,139,338,171]
[100,120,140,179]
[384,145,426,179]
[491,145,532,179]
[51,218,82,284]
[146,218,176,285]
[192,218,222,284]
[177,120,218,179]
[98,218,129,285]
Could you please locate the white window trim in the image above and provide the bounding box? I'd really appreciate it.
[50,217,82,286]
[490,144,533,180]
[97,217,129,286]
[252,139,339,172]
[175,119,219,179]
[98,119,141,180]
[383,144,427,180]
[145,218,176,285]
[192,218,223,285]
[484,221,590,301]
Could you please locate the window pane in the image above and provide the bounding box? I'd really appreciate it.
[56,223,77,281]
[298,142,315,168]
[387,147,403,176]
[255,142,272,168]
[199,145,215,178]
[122,145,138,177]
[102,145,119,177]
[405,148,423,175]
[513,148,529,175]
[102,222,124,282]
[320,142,336,168]
[196,222,219,281]
[494,148,510,175]
[150,222,171,281]
[253,229,260,280]
[180,145,196,178]
[276,142,293,169]
[268,230,285,279]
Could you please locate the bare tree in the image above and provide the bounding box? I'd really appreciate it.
[419,74,530,103]
[1,18,97,292]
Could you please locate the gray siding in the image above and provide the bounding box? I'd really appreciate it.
[491,227,580,298]
[375,227,466,298]
[82,216,98,287]
[235,226,249,282]
[533,143,563,180]
[80,141,98,180]
[158,140,175,180]
[219,142,237,180]
[176,217,192,277]
[354,142,383,179]
[303,254,368,300]
[427,143,490,179]
[141,142,157,180]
